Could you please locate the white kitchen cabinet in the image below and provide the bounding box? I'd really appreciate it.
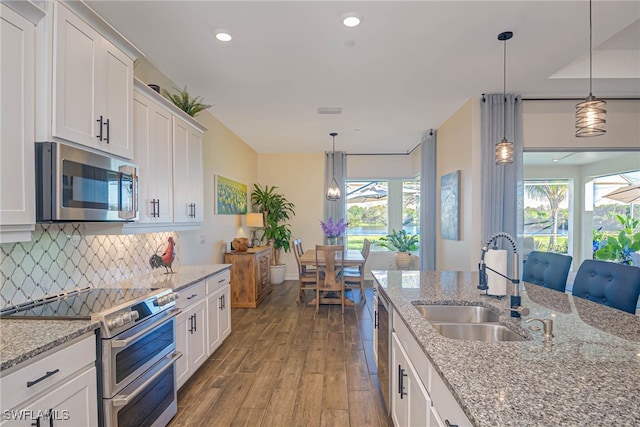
[206,269,231,355]
[172,116,203,223]
[391,332,430,427]
[131,87,174,224]
[175,280,208,389]
[391,308,472,427]
[0,334,98,427]
[52,2,134,158]
[0,3,42,243]
[373,286,379,364]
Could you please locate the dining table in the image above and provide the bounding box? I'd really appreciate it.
[298,249,365,307]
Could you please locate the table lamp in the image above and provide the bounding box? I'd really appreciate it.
[245,213,264,247]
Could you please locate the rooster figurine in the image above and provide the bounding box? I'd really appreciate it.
[150,237,176,274]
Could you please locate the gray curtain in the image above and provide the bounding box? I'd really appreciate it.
[420,130,437,271]
[481,94,523,270]
[323,151,346,223]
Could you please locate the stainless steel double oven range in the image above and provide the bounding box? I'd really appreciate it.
[2,287,181,427]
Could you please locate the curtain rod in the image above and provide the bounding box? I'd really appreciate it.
[347,142,422,156]
[522,97,640,101]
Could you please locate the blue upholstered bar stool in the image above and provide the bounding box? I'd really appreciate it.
[522,251,573,292]
[572,259,640,314]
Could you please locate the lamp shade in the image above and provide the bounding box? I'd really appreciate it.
[245,212,264,228]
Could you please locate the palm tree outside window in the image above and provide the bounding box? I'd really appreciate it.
[524,180,570,254]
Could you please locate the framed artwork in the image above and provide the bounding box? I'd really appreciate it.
[215,175,248,215]
[440,170,460,240]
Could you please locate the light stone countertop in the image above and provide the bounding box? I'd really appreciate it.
[373,270,640,427]
[0,264,230,372]
[0,320,98,372]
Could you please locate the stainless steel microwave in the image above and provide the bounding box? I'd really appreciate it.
[36,142,138,222]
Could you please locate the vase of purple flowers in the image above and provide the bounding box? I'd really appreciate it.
[321,217,347,244]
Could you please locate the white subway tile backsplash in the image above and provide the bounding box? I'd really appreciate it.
[0,224,179,309]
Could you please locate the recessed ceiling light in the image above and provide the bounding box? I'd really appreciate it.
[342,13,362,28]
[553,159,559,162]
[216,32,232,42]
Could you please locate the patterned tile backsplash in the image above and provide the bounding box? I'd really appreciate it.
[0,224,178,309]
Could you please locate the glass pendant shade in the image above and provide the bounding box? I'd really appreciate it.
[575,95,607,137]
[495,138,514,165]
[326,132,342,200]
[327,178,342,200]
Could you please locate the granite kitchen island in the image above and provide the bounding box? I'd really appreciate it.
[373,270,640,426]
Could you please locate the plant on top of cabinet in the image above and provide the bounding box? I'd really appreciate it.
[250,184,295,284]
[162,86,212,117]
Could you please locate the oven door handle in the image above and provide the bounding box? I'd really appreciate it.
[111,308,181,348]
[112,351,182,407]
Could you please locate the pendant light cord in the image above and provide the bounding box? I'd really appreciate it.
[503,35,507,139]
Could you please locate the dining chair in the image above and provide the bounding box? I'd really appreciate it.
[521,251,573,292]
[344,238,371,303]
[292,239,317,303]
[315,244,346,313]
[572,259,640,314]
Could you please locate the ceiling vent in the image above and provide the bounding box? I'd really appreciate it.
[318,107,342,115]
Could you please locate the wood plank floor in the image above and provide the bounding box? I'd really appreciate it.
[169,280,392,427]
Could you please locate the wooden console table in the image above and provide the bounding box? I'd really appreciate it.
[224,246,271,308]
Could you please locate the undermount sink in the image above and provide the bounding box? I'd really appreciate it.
[432,323,528,342]
[414,305,500,323]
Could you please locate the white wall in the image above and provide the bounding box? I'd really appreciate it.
[348,153,419,179]
[523,99,640,150]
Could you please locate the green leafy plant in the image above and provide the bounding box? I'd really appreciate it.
[595,214,640,265]
[162,86,212,117]
[378,229,419,253]
[250,184,296,265]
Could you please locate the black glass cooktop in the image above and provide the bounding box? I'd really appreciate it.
[0,288,158,319]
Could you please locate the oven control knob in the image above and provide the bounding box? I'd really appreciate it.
[130,310,140,321]
[155,296,167,306]
[107,319,119,329]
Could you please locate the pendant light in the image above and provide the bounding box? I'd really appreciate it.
[326,132,342,200]
[575,0,606,137]
[495,31,514,165]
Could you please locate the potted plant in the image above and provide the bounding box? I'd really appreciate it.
[595,214,640,265]
[250,184,296,284]
[162,86,212,117]
[379,229,419,269]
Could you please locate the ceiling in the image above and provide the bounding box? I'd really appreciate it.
[87,1,640,154]
[523,151,634,166]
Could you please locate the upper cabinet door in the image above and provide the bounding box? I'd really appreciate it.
[53,2,134,159]
[173,116,203,223]
[53,3,100,147]
[0,4,36,241]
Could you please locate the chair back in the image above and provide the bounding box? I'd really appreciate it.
[522,251,573,292]
[362,238,371,259]
[316,244,345,290]
[292,239,304,273]
[572,260,640,314]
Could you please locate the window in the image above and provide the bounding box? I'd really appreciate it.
[346,181,388,250]
[346,179,421,252]
[591,171,640,256]
[523,180,570,254]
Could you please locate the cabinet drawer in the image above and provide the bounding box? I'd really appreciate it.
[430,365,472,427]
[1,334,95,411]
[206,269,231,294]
[176,280,206,309]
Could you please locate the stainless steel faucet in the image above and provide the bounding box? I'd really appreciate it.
[526,318,554,339]
[478,232,525,317]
